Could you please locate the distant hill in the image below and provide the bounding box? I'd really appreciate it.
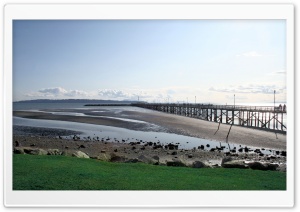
[14,99,144,104]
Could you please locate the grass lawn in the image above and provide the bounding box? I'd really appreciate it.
[13,154,286,190]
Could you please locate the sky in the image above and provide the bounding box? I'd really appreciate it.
[13,20,286,104]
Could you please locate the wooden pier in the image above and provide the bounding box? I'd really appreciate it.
[133,103,287,133]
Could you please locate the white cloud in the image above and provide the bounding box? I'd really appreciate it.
[26,87,90,98]
[38,87,68,95]
[98,89,133,99]
[98,89,154,101]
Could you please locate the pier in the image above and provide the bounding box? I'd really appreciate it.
[133,103,287,133]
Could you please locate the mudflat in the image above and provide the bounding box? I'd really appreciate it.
[13,107,286,151]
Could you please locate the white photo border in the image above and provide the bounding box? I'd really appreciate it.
[4,3,294,207]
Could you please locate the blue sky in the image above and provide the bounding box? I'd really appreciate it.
[13,20,286,104]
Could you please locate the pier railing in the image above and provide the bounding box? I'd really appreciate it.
[132,103,286,133]
[133,103,286,113]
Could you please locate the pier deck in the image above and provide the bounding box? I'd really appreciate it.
[133,103,287,133]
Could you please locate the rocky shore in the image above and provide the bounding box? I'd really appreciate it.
[13,134,287,172]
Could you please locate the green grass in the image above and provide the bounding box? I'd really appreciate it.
[13,154,286,190]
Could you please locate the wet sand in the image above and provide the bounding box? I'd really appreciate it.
[13,107,286,151]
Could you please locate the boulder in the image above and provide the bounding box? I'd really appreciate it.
[97,153,112,161]
[125,158,140,163]
[137,155,158,164]
[152,156,160,161]
[15,141,21,147]
[13,147,25,154]
[110,153,127,162]
[276,164,287,172]
[192,161,207,168]
[166,160,186,167]
[47,149,62,155]
[222,160,248,169]
[72,151,90,159]
[23,147,36,154]
[247,162,279,171]
[29,148,48,155]
[221,157,233,166]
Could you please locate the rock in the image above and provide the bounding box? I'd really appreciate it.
[137,155,158,164]
[166,161,186,167]
[281,151,287,157]
[198,145,205,150]
[30,148,48,155]
[61,150,73,157]
[268,155,277,160]
[192,161,207,168]
[22,147,36,154]
[97,153,111,161]
[79,144,86,148]
[125,158,140,163]
[14,147,25,154]
[267,163,279,171]
[248,162,279,171]
[152,156,159,161]
[276,164,287,172]
[224,152,231,156]
[247,161,268,170]
[47,149,62,155]
[166,143,178,150]
[72,151,90,159]
[100,150,106,153]
[187,154,193,158]
[221,157,233,166]
[222,160,248,169]
[171,151,177,155]
[110,153,127,162]
[14,146,48,155]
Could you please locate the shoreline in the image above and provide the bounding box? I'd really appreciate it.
[12,107,287,170]
[13,108,286,151]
